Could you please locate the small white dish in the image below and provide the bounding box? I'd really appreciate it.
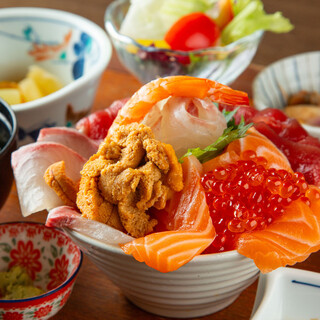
[252,51,320,138]
[251,267,320,320]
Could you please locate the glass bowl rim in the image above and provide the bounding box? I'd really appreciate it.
[104,0,264,57]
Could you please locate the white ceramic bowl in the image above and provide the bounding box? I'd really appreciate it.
[65,228,259,319]
[252,51,320,138]
[251,267,320,320]
[0,222,82,320]
[0,7,112,145]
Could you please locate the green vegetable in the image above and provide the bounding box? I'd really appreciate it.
[120,0,218,40]
[179,109,253,163]
[160,0,217,20]
[221,0,294,44]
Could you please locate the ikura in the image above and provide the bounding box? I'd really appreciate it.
[201,150,312,253]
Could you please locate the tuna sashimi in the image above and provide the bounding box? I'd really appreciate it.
[76,98,128,140]
[121,156,215,273]
[37,127,99,159]
[11,142,86,216]
[46,206,134,244]
[237,198,320,273]
[220,106,320,186]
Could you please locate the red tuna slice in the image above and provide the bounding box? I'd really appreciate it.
[218,104,258,124]
[76,98,128,140]
[46,206,134,244]
[11,142,86,217]
[37,127,99,159]
[254,122,320,186]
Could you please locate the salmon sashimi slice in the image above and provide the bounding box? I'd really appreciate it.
[120,156,215,273]
[237,197,320,273]
[202,128,292,174]
[110,76,249,132]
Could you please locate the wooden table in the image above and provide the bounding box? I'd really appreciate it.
[1,65,320,320]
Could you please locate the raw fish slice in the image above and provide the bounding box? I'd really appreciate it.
[38,127,99,159]
[111,76,249,132]
[237,198,320,273]
[142,97,227,157]
[76,98,128,140]
[46,206,134,245]
[202,128,292,173]
[11,142,86,217]
[121,156,215,272]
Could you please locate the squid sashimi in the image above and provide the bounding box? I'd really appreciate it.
[11,142,86,216]
[46,206,134,244]
[38,127,99,159]
[121,156,215,273]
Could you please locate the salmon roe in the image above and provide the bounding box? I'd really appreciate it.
[201,150,315,253]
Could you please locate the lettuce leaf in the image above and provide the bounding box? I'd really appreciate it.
[120,0,218,40]
[221,0,294,44]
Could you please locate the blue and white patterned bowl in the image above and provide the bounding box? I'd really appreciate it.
[0,7,112,145]
[252,51,320,138]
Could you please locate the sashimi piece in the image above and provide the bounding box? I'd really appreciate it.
[120,156,215,272]
[46,206,134,244]
[142,96,227,157]
[76,98,128,140]
[11,142,86,217]
[111,76,249,133]
[237,198,320,273]
[203,128,292,173]
[254,122,320,186]
[221,106,320,185]
[37,127,99,159]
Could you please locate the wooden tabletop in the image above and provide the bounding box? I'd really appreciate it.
[2,66,320,320]
[1,0,320,319]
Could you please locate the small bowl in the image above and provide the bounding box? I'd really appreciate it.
[64,228,259,319]
[0,7,112,145]
[0,98,17,209]
[251,267,320,320]
[0,222,82,320]
[252,51,320,138]
[105,0,263,85]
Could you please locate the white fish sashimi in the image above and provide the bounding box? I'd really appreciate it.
[46,206,134,245]
[37,127,99,159]
[142,97,227,157]
[11,142,86,217]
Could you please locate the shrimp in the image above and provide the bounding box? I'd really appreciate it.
[110,76,250,132]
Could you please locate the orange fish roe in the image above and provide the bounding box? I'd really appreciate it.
[201,150,311,253]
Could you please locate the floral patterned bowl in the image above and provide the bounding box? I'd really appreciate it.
[0,7,112,146]
[0,222,82,320]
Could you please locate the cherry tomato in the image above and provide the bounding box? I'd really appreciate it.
[164,12,221,51]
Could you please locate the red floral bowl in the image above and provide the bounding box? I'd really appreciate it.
[0,222,82,320]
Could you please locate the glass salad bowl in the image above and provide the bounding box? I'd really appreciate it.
[104,0,264,85]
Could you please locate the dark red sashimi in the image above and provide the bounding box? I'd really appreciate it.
[220,106,320,186]
[76,98,128,140]
[254,122,320,186]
